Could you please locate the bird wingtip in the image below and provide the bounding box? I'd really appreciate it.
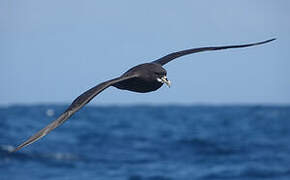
[267,38,277,42]
[10,145,23,153]
[255,38,277,46]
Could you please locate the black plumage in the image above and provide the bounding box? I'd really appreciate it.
[13,38,275,152]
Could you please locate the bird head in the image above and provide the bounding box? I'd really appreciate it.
[151,65,171,88]
[156,74,171,88]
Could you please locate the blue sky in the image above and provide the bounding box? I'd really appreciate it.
[1,0,289,105]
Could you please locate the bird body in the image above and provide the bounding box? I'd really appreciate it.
[13,38,275,152]
[113,63,167,93]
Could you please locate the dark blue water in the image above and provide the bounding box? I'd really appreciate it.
[1,105,290,180]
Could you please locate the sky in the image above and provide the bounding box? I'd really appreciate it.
[1,0,289,105]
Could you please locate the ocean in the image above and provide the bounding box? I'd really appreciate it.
[0,105,290,180]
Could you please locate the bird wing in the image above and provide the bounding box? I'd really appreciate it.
[153,38,276,66]
[13,75,138,152]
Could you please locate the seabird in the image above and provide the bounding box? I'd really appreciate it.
[13,38,275,152]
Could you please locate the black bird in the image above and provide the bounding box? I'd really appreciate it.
[13,38,275,152]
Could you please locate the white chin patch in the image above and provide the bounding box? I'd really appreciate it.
[157,76,171,87]
[157,78,163,83]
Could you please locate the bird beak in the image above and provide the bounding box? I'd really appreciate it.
[158,76,171,88]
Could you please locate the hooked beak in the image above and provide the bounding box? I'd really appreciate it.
[157,76,171,88]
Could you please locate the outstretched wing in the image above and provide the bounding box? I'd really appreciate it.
[13,75,137,152]
[153,38,276,66]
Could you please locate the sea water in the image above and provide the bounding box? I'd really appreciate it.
[1,105,290,180]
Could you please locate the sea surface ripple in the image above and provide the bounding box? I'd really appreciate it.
[1,105,290,180]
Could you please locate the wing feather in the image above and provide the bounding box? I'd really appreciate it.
[153,38,276,66]
[13,75,137,152]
